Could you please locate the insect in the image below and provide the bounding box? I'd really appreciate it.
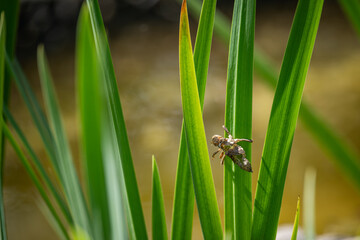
[211,125,253,173]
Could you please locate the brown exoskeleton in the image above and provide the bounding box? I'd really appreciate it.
[211,125,253,172]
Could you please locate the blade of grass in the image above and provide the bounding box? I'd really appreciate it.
[179,1,222,238]
[37,46,91,236]
[84,1,148,238]
[2,122,69,240]
[5,54,62,180]
[338,0,360,37]
[0,0,19,104]
[102,128,128,240]
[223,0,255,239]
[76,6,110,240]
[303,167,316,240]
[0,13,6,240]
[186,0,360,191]
[171,0,217,238]
[152,156,168,240]
[251,0,324,239]
[291,196,300,240]
[3,106,72,224]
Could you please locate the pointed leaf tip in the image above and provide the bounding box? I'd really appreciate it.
[181,0,187,12]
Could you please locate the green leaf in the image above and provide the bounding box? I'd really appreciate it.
[303,167,316,240]
[223,0,255,239]
[5,54,62,180]
[76,6,110,240]
[251,0,324,239]
[291,197,300,240]
[338,0,360,37]
[152,156,168,240]
[179,1,222,238]
[171,0,217,238]
[2,123,69,240]
[186,0,360,191]
[84,1,147,238]
[3,106,72,225]
[0,12,7,240]
[0,0,19,103]
[37,46,91,236]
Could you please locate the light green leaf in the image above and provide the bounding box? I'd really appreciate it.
[186,0,360,191]
[152,156,168,240]
[224,0,255,238]
[291,196,300,240]
[84,1,147,238]
[171,0,217,238]
[179,1,222,238]
[76,6,110,240]
[37,46,91,236]
[251,0,324,239]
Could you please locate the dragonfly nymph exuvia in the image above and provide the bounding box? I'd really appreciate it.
[211,125,253,173]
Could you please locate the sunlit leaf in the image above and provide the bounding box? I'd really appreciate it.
[252,0,324,238]
[179,1,222,238]
[223,0,255,238]
[171,0,217,238]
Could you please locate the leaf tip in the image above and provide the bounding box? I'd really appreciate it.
[180,0,188,22]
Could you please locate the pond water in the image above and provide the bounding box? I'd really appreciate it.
[4,4,360,239]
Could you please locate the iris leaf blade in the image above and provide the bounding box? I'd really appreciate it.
[152,156,168,240]
[171,0,217,238]
[179,1,222,238]
[223,0,255,238]
[291,197,300,240]
[251,0,324,239]
[37,46,91,236]
[84,1,147,238]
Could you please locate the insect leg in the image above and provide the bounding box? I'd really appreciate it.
[212,149,221,159]
[220,151,225,165]
[234,138,253,143]
[222,125,233,139]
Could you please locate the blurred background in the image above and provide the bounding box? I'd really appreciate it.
[4,0,360,239]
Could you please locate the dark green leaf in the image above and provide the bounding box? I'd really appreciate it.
[224,0,255,238]
[338,0,360,37]
[152,156,168,240]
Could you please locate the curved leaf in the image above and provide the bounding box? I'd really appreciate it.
[37,46,91,235]
[171,0,217,238]
[179,1,222,238]
[84,1,147,238]
[251,0,324,238]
